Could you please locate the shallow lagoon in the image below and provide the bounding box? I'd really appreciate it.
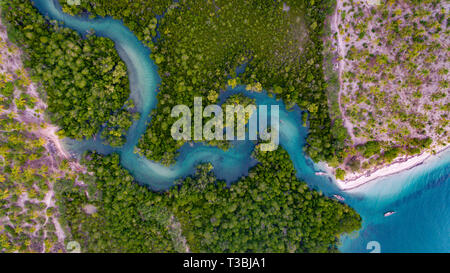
[33,0,450,252]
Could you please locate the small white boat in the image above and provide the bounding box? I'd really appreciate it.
[333,194,345,201]
[384,211,396,217]
[315,172,327,176]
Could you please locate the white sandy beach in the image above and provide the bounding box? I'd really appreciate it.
[335,145,450,191]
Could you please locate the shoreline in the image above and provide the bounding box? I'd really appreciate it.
[334,145,450,191]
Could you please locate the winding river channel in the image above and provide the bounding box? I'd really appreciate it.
[33,0,450,252]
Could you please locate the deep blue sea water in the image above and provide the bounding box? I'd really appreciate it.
[32,0,450,252]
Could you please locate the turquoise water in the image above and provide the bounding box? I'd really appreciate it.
[33,0,449,253]
[340,149,450,253]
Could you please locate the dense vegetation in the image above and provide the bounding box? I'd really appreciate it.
[1,0,136,146]
[163,147,361,252]
[0,0,364,253]
[101,100,140,147]
[55,154,177,253]
[62,0,341,165]
[57,148,361,253]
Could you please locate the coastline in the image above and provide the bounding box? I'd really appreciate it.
[334,145,450,191]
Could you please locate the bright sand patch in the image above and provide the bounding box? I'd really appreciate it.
[335,145,449,190]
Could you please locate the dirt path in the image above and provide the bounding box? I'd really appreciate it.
[0,15,79,250]
[329,0,362,145]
